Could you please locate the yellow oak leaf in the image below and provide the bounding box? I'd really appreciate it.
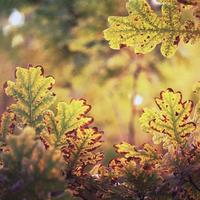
[5,66,56,132]
[42,99,93,148]
[104,0,200,57]
[140,88,196,148]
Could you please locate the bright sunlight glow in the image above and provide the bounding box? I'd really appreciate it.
[151,0,162,6]
[133,94,143,106]
[8,9,25,27]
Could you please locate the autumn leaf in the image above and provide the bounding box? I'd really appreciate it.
[108,154,160,196]
[115,142,159,164]
[109,142,160,185]
[41,99,92,148]
[63,127,103,175]
[140,88,196,148]
[109,157,136,177]
[41,99,102,174]
[5,66,56,132]
[104,0,200,57]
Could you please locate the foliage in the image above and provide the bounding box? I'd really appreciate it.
[2,0,200,148]
[104,0,200,57]
[96,88,200,199]
[1,0,200,199]
[1,66,200,199]
[0,0,137,146]
[0,127,65,200]
[0,66,104,199]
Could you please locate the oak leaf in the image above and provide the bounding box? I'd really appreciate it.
[104,0,200,57]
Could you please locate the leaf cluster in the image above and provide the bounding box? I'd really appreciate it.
[1,0,200,199]
[0,66,103,199]
[1,66,200,200]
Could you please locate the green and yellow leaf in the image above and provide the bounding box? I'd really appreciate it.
[140,88,196,148]
[41,99,103,174]
[41,99,93,148]
[5,66,56,132]
[104,0,200,57]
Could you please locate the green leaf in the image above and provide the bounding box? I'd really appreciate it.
[41,99,93,148]
[140,88,196,148]
[5,66,56,132]
[104,0,200,57]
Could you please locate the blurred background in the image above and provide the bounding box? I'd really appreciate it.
[0,0,200,162]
